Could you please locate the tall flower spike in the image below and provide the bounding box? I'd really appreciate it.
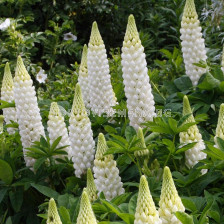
[87,21,117,116]
[180,0,207,86]
[47,102,71,159]
[93,133,125,200]
[0,115,4,134]
[1,63,17,134]
[77,189,97,224]
[179,96,207,170]
[14,56,45,168]
[215,103,224,146]
[86,168,98,202]
[221,45,224,74]
[134,127,149,157]
[121,15,156,130]
[159,166,185,224]
[134,175,162,224]
[78,45,91,108]
[47,198,62,224]
[69,83,95,177]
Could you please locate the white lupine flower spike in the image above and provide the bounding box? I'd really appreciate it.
[0,115,4,134]
[77,188,98,224]
[1,62,17,134]
[87,22,117,116]
[180,0,207,86]
[69,83,95,177]
[214,103,224,146]
[47,102,71,159]
[93,133,125,200]
[179,95,207,170]
[159,166,185,224]
[134,175,162,224]
[86,168,98,202]
[47,198,62,224]
[121,15,156,130]
[78,44,91,108]
[14,56,45,168]
[221,45,224,73]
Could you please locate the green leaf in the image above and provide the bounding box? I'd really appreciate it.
[0,159,13,185]
[162,139,175,153]
[59,206,71,224]
[31,183,59,199]
[125,126,136,142]
[174,76,193,91]
[198,72,220,90]
[33,157,46,170]
[175,211,194,224]
[181,197,198,212]
[128,193,137,215]
[51,136,62,152]
[0,188,8,203]
[204,145,224,160]
[176,142,197,154]
[111,193,131,206]
[101,199,134,224]
[9,188,23,212]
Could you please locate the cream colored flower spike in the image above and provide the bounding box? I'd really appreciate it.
[14,56,45,168]
[179,96,206,170]
[93,133,124,200]
[76,189,97,224]
[134,127,149,157]
[87,21,117,116]
[134,175,162,224]
[121,15,156,130]
[0,115,4,133]
[180,0,207,86]
[78,45,91,108]
[215,103,224,146]
[47,102,71,159]
[69,84,95,177]
[159,167,185,224]
[47,198,62,224]
[1,63,17,134]
[86,168,98,202]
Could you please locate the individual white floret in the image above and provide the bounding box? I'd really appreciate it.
[93,133,124,200]
[121,15,156,130]
[68,84,95,177]
[159,167,185,224]
[180,0,207,86]
[1,62,17,134]
[47,102,71,159]
[14,56,45,168]
[134,175,162,224]
[87,22,117,116]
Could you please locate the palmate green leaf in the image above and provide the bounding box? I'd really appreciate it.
[162,139,175,153]
[107,140,126,149]
[175,211,194,224]
[40,136,49,148]
[110,134,127,145]
[168,118,178,133]
[0,100,15,109]
[204,144,224,160]
[176,142,197,154]
[177,114,191,128]
[177,122,197,133]
[50,136,62,152]
[111,193,132,206]
[100,199,134,224]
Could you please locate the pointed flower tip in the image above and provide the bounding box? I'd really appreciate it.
[183,95,192,115]
[140,175,147,186]
[49,102,61,117]
[128,14,135,23]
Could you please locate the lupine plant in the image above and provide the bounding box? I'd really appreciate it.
[78,44,91,109]
[121,15,156,130]
[14,56,45,168]
[93,133,124,200]
[0,63,17,134]
[179,95,207,171]
[47,102,71,159]
[87,21,117,116]
[68,83,95,177]
[180,0,207,86]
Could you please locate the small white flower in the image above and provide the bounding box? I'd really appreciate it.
[0,18,10,31]
[63,32,77,41]
[36,69,47,83]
